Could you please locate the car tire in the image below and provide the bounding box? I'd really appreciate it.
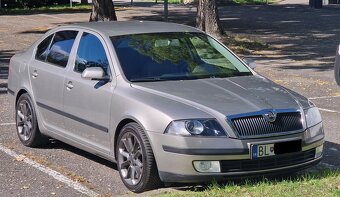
[116,122,161,193]
[16,93,48,147]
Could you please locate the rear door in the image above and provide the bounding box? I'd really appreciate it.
[29,30,78,133]
[62,31,114,154]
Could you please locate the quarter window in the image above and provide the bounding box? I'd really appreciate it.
[35,34,53,61]
[75,33,109,75]
[46,31,78,68]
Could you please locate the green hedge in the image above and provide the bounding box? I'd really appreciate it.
[1,0,71,9]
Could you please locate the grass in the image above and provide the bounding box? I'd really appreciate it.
[0,4,92,15]
[160,169,340,197]
[0,3,129,15]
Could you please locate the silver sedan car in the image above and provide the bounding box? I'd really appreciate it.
[8,21,324,193]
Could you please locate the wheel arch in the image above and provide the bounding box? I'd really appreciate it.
[113,116,152,159]
[16,89,29,104]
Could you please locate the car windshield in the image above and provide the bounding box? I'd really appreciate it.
[111,32,252,82]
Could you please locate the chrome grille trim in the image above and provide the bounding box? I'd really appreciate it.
[226,109,304,139]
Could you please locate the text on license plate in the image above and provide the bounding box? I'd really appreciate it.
[251,144,275,159]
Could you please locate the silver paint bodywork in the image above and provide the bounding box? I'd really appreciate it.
[7,21,324,182]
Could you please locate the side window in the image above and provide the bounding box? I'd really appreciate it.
[46,31,78,68]
[35,34,53,61]
[75,33,109,75]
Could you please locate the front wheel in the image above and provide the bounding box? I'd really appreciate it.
[116,122,161,193]
[16,93,48,147]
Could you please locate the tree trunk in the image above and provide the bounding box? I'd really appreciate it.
[196,0,223,38]
[90,0,117,22]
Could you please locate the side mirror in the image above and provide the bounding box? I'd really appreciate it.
[81,67,106,80]
[243,58,256,69]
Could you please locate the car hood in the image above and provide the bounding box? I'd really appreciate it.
[131,75,307,116]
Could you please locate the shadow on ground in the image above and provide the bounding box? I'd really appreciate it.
[42,140,118,170]
[126,4,340,72]
[0,50,14,66]
[218,4,340,71]
[0,50,14,94]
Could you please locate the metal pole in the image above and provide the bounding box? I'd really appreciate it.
[164,0,168,21]
[0,0,2,9]
[70,0,72,8]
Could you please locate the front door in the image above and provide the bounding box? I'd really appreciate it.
[62,31,114,154]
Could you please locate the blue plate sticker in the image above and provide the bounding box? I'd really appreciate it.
[252,145,258,159]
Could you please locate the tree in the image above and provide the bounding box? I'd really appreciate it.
[90,0,117,22]
[81,0,88,4]
[196,0,223,38]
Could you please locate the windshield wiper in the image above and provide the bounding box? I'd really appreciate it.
[130,75,201,82]
[129,77,170,82]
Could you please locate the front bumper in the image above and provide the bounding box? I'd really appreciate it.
[159,156,322,183]
[147,123,324,183]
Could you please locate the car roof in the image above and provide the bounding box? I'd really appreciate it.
[61,21,202,37]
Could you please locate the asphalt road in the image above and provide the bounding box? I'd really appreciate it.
[0,2,340,197]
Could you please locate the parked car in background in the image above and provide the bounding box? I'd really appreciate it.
[335,44,340,85]
[7,21,324,193]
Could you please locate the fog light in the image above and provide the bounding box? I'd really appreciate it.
[193,161,220,173]
[315,145,323,158]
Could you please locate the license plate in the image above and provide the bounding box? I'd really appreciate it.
[251,144,275,159]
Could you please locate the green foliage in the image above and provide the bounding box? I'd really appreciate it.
[0,4,93,15]
[1,0,72,9]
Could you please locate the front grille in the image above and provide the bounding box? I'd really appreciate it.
[220,149,315,173]
[229,112,303,138]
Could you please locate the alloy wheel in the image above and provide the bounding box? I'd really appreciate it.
[118,132,143,186]
[16,100,33,141]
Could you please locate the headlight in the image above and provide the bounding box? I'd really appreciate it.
[165,119,226,137]
[304,107,322,128]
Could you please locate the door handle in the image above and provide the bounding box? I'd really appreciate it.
[66,81,74,90]
[32,70,38,78]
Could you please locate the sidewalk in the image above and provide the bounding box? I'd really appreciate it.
[277,0,309,5]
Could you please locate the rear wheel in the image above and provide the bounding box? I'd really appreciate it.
[16,93,48,147]
[116,122,161,193]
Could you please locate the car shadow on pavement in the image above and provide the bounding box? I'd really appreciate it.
[322,140,340,168]
[42,139,118,170]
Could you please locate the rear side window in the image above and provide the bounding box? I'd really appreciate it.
[75,33,109,75]
[35,34,53,61]
[46,31,78,68]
